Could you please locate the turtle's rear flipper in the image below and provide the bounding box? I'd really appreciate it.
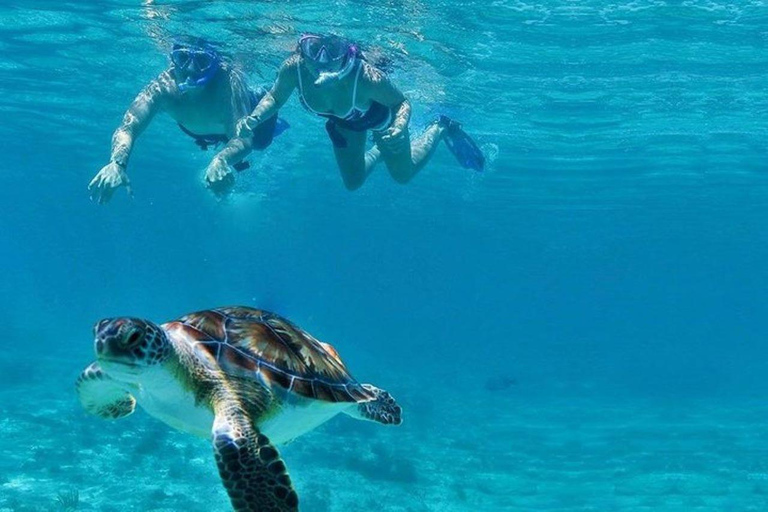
[76,362,136,419]
[212,406,298,512]
[347,384,403,425]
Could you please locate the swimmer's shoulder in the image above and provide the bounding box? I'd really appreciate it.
[278,54,301,80]
[357,60,401,101]
[282,53,301,71]
[142,69,179,101]
[270,54,300,90]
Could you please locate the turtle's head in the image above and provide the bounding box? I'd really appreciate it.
[94,318,171,377]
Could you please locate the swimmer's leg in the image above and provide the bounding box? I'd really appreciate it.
[328,123,381,191]
[374,122,445,184]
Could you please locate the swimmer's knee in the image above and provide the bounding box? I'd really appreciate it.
[388,165,415,184]
[342,175,365,191]
[391,172,413,185]
[340,163,368,191]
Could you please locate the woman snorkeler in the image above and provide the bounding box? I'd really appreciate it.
[236,34,484,190]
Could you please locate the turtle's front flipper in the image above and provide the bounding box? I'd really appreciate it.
[76,362,136,419]
[212,402,298,512]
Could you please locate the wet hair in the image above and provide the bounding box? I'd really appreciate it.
[171,35,230,64]
[173,35,215,50]
[360,49,395,74]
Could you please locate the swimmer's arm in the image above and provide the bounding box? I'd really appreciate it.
[241,56,299,130]
[362,64,411,132]
[109,73,172,170]
[215,70,259,165]
[213,137,252,167]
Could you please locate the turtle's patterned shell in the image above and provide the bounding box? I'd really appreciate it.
[163,307,375,403]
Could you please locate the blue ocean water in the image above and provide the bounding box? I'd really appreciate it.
[2,0,768,510]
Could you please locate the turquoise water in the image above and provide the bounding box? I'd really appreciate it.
[2,0,768,510]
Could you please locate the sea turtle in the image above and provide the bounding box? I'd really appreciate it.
[76,306,402,511]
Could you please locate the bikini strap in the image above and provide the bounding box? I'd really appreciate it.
[296,59,305,97]
[350,59,363,110]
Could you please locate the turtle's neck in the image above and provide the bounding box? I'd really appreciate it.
[164,334,218,404]
[133,359,216,439]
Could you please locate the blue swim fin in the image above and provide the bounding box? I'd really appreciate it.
[274,118,290,137]
[438,115,484,172]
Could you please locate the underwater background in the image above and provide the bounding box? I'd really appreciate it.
[2,0,768,510]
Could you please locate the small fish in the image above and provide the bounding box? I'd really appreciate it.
[484,376,518,392]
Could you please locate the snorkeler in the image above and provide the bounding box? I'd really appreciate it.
[88,38,288,203]
[236,34,484,191]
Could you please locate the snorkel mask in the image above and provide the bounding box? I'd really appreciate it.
[171,42,221,93]
[298,34,358,86]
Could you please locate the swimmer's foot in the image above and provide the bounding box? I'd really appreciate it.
[437,115,485,172]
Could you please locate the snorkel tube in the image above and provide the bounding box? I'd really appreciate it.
[177,66,218,93]
[298,34,359,86]
[313,44,358,86]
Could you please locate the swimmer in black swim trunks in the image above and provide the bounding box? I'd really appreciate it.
[88,37,288,203]
[236,34,483,191]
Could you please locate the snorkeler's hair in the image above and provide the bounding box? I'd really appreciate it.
[172,36,227,59]
[170,35,235,69]
[173,35,214,49]
[360,48,395,74]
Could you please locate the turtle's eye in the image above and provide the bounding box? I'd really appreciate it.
[126,331,141,347]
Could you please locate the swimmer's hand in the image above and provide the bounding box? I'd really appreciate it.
[88,162,132,204]
[378,124,408,154]
[204,157,235,198]
[235,115,258,139]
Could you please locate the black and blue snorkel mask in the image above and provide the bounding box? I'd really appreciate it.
[171,42,221,93]
[298,34,359,86]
